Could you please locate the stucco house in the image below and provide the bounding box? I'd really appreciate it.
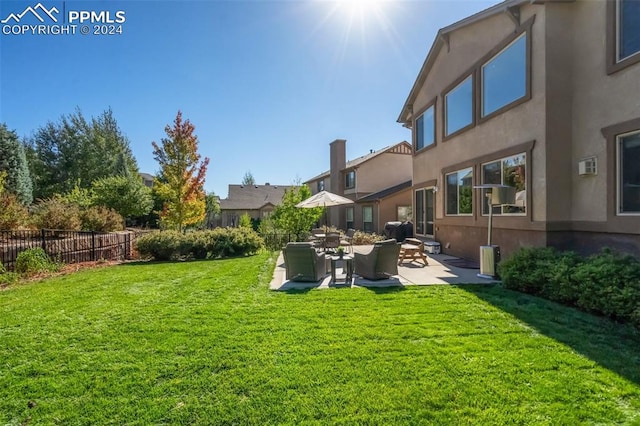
[218,183,290,228]
[397,0,640,261]
[304,139,413,233]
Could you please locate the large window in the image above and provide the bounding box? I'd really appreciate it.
[618,0,640,62]
[346,206,354,229]
[481,154,526,215]
[416,104,435,150]
[363,206,373,232]
[618,130,640,214]
[482,34,527,117]
[317,180,325,192]
[444,76,473,137]
[345,170,355,189]
[445,168,473,215]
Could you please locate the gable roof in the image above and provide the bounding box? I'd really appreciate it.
[397,0,568,124]
[219,184,291,210]
[357,180,413,203]
[305,141,412,183]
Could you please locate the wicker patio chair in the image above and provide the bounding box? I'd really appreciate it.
[354,239,401,280]
[282,242,328,282]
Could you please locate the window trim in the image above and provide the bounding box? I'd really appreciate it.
[414,98,437,153]
[607,0,640,74]
[616,129,640,216]
[480,153,527,217]
[345,170,356,190]
[443,74,475,140]
[479,31,530,122]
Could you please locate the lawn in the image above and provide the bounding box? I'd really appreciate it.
[1,253,639,424]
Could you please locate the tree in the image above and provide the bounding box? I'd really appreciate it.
[271,185,322,241]
[0,171,30,229]
[204,192,220,228]
[26,108,138,199]
[152,111,209,231]
[91,176,154,220]
[242,171,255,186]
[0,123,33,205]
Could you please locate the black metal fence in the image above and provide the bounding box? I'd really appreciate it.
[0,229,141,271]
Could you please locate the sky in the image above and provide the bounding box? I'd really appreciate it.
[0,0,497,198]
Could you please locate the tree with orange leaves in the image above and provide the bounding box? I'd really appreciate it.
[152,111,209,231]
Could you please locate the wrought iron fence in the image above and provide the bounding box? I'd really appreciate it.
[262,232,294,251]
[0,229,142,271]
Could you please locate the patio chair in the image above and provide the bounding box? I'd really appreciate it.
[340,228,356,254]
[354,239,401,280]
[282,242,328,282]
[324,232,341,252]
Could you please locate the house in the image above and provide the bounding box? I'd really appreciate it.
[304,139,413,233]
[218,183,291,227]
[397,0,640,261]
[140,173,154,188]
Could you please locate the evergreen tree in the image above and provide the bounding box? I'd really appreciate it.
[0,123,33,205]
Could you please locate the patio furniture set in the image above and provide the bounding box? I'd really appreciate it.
[282,237,429,286]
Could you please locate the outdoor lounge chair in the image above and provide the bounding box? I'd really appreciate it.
[340,228,356,254]
[354,239,401,281]
[282,242,328,282]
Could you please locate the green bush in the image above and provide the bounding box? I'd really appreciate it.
[499,247,640,328]
[79,206,124,232]
[0,192,31,230]
[15,248,60,276]
[352,231,385,245]
[136,228,264,261]
[32,197,82,230]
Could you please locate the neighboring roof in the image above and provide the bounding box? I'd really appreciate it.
[397,0,568,124]
[356,180,412,203]
[219,184,291,210]
[139,172,154,181]
[305,141,412,183]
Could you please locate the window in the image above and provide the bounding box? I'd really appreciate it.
[345,170,355,189]
[618,0,640,62]
[346,207,354,229]
[397,206,412,222]
[482,34,527,117]
[618,130,640,214]
[445,168,473,215]
[481,154,526,215]
[415,104,435,150]
[317,180,325,192]
[363,206,373,232]
[415,189,435,235]
[444,76,473,137]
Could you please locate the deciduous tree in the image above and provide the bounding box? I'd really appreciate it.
[242,171,255,186]
[91,176,153,220]
[152,111,209,231]
[271,185,322,241]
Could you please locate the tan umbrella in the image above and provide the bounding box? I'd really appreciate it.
[296,190,354,231]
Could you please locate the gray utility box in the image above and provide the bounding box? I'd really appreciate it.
[478,245,500,279]
[424,241,441,254]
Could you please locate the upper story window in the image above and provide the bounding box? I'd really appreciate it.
[481,153,526,216]
[618,130,640,214]
[481,34,527,118]
[445,167,473,216]
[618,0,640,62]
[345,170,356,189]
[444,76,473,137]
[415,104,435,151]
[317,180,325,192]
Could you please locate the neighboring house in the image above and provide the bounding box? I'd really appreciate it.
[218,183,291,228]
[140,173,154,187]
[397,0,640,261]
[304,139,413,233]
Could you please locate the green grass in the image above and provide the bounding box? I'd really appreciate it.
[1,253,639,424]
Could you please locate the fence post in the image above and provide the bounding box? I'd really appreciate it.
[91,231,96,261]
[41,229,46,253]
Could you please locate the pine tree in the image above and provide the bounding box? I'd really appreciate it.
[152,111,209,231]
[0,123,33,205]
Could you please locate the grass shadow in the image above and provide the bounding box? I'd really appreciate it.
[457,284,640,386]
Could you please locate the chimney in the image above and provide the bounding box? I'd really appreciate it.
[330,139,346,195]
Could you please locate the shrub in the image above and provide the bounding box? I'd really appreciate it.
[0,192,30,230]
[32,197,82,230]
[351,231,385,245]
[15,248,60,276]
[79,206,124,232]
[205,227,264,258]
[135,231,186,261]
[238,213,252,229]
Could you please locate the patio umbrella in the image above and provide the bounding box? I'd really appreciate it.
[296,190,354,230]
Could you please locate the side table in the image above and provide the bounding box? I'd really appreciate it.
[329,255,354,286]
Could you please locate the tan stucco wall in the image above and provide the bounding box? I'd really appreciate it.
[345,152,412,195]
[375,188,413,233]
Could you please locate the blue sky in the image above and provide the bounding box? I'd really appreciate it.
[1,0,496,198]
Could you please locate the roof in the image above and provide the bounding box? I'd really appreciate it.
[139,172,154,181]
[356,180,413,203]
[219,184,291,210]
[397,0,568,124]
[305,141,412,183]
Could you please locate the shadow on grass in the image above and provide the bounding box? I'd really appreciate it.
[356,285,407,294]
[457,284,640,386]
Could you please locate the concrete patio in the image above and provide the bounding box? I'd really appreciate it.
[270,245,498,291]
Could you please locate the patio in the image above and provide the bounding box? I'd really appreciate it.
[270,244,496,291]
